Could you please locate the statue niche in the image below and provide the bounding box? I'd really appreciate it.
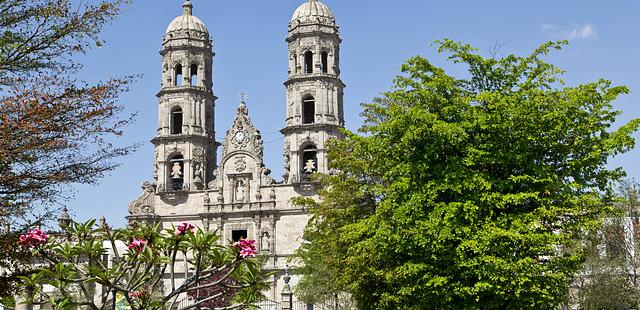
[261,230,271,253]
[193,163,204,189]
[235,180,246,203]
[169,155,185,191]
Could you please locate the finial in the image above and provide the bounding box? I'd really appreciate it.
[183,0,193,16]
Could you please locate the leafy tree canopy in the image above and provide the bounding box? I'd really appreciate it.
[0,0,136,221]
[0,0,136,297]
[294,40,640,309]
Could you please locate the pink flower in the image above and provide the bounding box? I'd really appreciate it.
[127,239,147,253]
[174,222,197,236]
[128,291,143,299]
[233,238,257,258]
[18,229,49,248]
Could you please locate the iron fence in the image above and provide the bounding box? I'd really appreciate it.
[172,298,352,310]
[253,299,353,310]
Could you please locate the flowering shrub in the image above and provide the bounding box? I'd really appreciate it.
[128,291,143,299]
[17,220,270,310]
[127,239,147,253]
[174,222,196,236]
[18,229,48,248]
[234,238,257,258]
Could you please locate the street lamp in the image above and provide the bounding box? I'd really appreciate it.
[57,207,72,241]
[57,207,72,228]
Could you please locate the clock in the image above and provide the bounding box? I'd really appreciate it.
[234,131,246,143]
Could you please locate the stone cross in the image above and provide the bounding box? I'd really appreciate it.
[239,90,249,103]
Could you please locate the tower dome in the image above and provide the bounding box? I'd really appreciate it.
[165,0,208,36]
[290,0,335,27]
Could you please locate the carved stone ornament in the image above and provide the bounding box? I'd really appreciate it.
[283,141,291,183]
[232,129,249,149]
[207,180,216,190]
[128,182,156,215]
[153,162,159,180]
[294,182,318,197]
[298,135,319,147]
[193,146,204,162]
[235,157,247,172]
[217,190,224,203]
[283,140,290,162]
[269,186,276,200]
[153,151,159,180]
[261,167,275,185]
[221,101,265,162]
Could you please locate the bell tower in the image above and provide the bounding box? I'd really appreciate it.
[282,0,345,183]
[152,0,216,193]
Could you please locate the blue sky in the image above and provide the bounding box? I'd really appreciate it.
[67,0,640,228]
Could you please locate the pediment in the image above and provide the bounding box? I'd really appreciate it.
[221,101,264,163]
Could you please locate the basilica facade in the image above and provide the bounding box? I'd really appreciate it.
[126,0,345,303]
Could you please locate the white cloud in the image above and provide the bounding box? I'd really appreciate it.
[542,23,597,40]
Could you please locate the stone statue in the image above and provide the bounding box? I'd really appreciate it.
[208,169,219,189]
[171,162,183,179]
[193,164,203,184]
[236,180,245,202]
[261,231,270,253]
[261,167,274,185]
[217,190,224,203]
[269,186,276,200]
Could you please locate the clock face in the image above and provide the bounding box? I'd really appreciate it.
[234,131,245,142]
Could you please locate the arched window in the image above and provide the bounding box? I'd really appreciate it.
[171,107,183,135]
[190,64,198,86]
[175,64,183,86]
[301,145,318,178]
[304,51,313,74]
[169,155,184,191]
[321,52,328,73]
[302,96,315,124]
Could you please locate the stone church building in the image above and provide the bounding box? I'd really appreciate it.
[126,0,345,303]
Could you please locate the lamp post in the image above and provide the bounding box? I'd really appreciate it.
[57,207,72,227]
[57,207,72,241]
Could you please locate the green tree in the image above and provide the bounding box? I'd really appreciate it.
[0,0,136,297]
[294,40,640,309]
[17,221,268,310]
